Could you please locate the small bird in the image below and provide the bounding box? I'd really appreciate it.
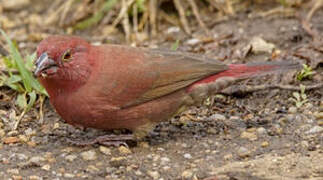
[34,35,299,146]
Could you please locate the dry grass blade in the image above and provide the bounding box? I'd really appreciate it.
[221,83,323,95]
[306,0,323,22]
[111,0,135,28]
[187,0,209,34]
[173,0,191,34]
[59,0,74,26]
[149,0,157,37]
[122,0,131,42]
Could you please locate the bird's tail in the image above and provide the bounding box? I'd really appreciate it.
[187,60,300,98]
[224,61,301,79]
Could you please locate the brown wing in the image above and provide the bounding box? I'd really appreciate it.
[122,49,228,108]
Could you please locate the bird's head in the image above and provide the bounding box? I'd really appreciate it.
[35,35,94,95]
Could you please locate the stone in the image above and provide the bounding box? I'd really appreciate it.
[237,147,251,158]
[288,107,298,114]
[99,146,111,155]
[305,126,323,134]
[65,155,77,162]
[250,36,275,54]
[314,112,323,120]
[256,127,267,135]
[29,156,45,164]
[64,173,75,178]
[261,141,269,147]
[182,170,194,179]
[240,131,257,141]
[3,137,20,144]
[209,114,226,121]
[81,150,97,161]
[184,153,192,159]
[147,170,160,180]
[118,146,132,154]
[161,157,170,163]
[110,157,127,167]
[41,164,50,171]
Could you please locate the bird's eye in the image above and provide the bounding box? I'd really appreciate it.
[62,49,72,62]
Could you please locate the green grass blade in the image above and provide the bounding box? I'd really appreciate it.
[74,0,117,30]
[0,29,32,92]
[16,93,27,110]
[0,29,48,96]
[171,40,180,51]
[26,91,37,111]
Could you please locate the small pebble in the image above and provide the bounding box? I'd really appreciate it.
[64,173,75,178]
[147,170,160,180]
[183,153,192,159]
[7,169,19,174]
[29,156,45,164]
[240,131,257,141]
[29,176,41,180]
[288,107,298,114]
[24,128,36,136]
[12,175,22,180]
[182,170,194,179]
[300,141,309,148]
[237,147,251,158]
[110,157,127,167]
[65,155,77,162]
[87,165,100,173]
[167,26,180,34]
[99,146,111,155]
[41,164,50,171]
[135,170,143,176]
[161,157,170,163]
[224,154,232,160]
[81,150,97,161]
[261,141,269,147]
[305,126,323,134]
[139,142,149,148]
[3,137,20,144]
[209,114,226,121]
[0,129,5,137]
[257,127,267,135]
[250,36,275,54]
[318,120,323,126]
[186,38,200,46]
[314,112,323,120]
[118,146,132,154]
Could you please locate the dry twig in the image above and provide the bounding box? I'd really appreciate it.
[111,0,135,28]
[187,0,209,34]
[221,83,323,95]
[149,0,157,37]
[173,0,191,34]
[121,0,131,42]
[59,0,74,26]
[306,0,323,22]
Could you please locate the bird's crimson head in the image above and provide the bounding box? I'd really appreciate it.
[34,35,92,81]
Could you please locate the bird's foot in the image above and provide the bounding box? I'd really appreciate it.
[67,134,134,147]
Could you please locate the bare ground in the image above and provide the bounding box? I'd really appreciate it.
[0,2,323,180]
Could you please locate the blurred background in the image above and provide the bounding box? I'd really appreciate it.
[0,0,320,49]
[0,1,322,179]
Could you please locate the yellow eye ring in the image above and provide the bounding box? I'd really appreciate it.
[62,49,72,62]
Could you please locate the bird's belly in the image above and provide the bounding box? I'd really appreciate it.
[51,90,188,131]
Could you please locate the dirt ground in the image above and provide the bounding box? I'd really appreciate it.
[0,1,322,180]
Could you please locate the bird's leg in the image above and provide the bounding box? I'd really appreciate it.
[67,134,134,147]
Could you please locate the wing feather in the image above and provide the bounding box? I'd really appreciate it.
[122,49,228,108]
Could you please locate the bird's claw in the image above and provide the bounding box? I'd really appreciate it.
[66,134,134,147]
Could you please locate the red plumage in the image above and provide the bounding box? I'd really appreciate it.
[34,35,299,138]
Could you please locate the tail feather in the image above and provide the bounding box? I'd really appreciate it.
[196,61,301,84]
[227,61,301,79]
